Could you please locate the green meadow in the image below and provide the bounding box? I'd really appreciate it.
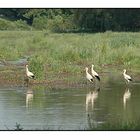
[0,31,139,84]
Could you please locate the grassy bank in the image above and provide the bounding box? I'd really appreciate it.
[0,31,139,85]
[5,120,140,130]
[87,120,140,130]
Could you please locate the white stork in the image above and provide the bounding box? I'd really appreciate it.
[26,65,35,79]
[123,69,132,84]
[91,64,100,81]
[85,67,94,83]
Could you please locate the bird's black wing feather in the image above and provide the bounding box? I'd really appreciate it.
[129,78,132,81]
[31,75,35,79]
[90,78,94,82]
[95,75,100,81]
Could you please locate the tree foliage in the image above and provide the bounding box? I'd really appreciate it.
[0,8,140,32]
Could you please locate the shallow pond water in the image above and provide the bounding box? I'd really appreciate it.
[0,78,139,130]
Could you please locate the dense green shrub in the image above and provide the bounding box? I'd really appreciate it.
[0,18,31,30]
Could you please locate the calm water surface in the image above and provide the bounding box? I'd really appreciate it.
[0,78,139,130]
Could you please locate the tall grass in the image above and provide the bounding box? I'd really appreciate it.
[87,119,140,130]
[0,31,139,81]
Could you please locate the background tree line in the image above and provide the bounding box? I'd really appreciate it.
[0,8,140,32]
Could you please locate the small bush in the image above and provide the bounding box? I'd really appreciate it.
[32,16,48,30]
[29,55,45,80]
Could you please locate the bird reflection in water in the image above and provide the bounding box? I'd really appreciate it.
[123,88,131,110]
[26,88,34,108]
[86,87,100,129]
[86,88,100,112]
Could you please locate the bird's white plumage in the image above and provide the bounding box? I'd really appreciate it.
[91,64,100,81]
[85,67,93,83]
[123,69,132,83]
[91,64,99,77]
[26,65,34,79]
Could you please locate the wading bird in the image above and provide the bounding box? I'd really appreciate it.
[26,65,35,79]
[91,64,100,81]
[123,69,132,84]
[85,67,94,83]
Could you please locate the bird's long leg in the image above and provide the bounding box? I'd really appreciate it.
[124,79,127,85]
[123,79,127,88]
[86,80,90,87]
[95,80,99,89]
[94,79,97,87]
[127,81,130,88]
[27,78,29,87]
[24,77,28,87]
[125,80,129,88]
[86,80,88,85]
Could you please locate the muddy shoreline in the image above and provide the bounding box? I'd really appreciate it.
[0,71,87,89]
[0,61,139,89]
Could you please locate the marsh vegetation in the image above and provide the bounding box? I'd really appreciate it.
[0,31,139,86]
